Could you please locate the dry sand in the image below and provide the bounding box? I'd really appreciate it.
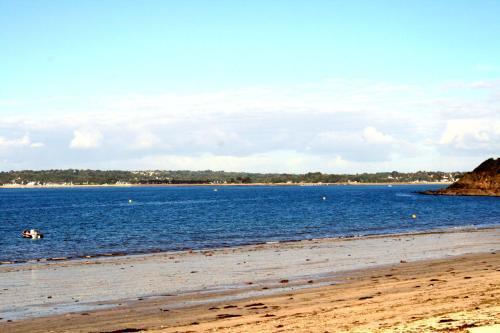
[1,228,498,332]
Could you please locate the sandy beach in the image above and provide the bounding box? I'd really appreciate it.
[1,227,498,332]
[3,1,499,333]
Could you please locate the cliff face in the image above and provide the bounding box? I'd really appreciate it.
[423,158,500,196]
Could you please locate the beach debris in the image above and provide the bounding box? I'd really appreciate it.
[47,257,67,261]
[250,305,268,309]
[438,318,456,323]
[98,328,143,333]
[22,229,43,239]
[244,303,265,308]
[223,305,238,309]
[216,314,242,319]
[358,295,374,300]
[400,260,407,263]
[279,279,289,284]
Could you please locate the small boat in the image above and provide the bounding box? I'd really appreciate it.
[22,229,44,239]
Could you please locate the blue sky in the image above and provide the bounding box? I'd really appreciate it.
[1,1,499,172]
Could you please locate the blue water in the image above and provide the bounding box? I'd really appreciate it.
[0,185,498,262]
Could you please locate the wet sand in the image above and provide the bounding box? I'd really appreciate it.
[0,228,499,332]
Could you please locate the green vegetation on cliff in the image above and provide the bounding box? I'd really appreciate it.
[422,158,499,196]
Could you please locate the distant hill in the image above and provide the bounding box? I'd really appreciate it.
[422,158,499,196]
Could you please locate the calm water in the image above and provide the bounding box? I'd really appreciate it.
[0,185,498,262]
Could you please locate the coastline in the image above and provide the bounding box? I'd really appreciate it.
[0,182,452,189]
[420,189,500,197]
[1,227,498,332]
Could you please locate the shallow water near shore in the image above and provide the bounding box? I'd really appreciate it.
[0,228,498,321]
[0,185,499,262]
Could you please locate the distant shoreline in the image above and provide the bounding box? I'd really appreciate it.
[0,182,452,189]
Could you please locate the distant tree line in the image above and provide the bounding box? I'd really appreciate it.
[0,169,464,186]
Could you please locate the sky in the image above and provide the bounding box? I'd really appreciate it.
[1,0,499,173]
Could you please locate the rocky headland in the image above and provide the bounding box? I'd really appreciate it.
[422,157,499,196]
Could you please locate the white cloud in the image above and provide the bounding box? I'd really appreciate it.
[308,127,414,163]
[128,131,161,150]
[1,79,499,172]
[439,119,500,151]
[97,151,360,174]
[70,129,103,149]
[92,150,453,174]
[29,142,45,148]
[188,128,251,151]
[0,134,44,149]
[362,126,396,144]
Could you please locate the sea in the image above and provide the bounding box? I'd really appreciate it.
[0,185,498,262]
